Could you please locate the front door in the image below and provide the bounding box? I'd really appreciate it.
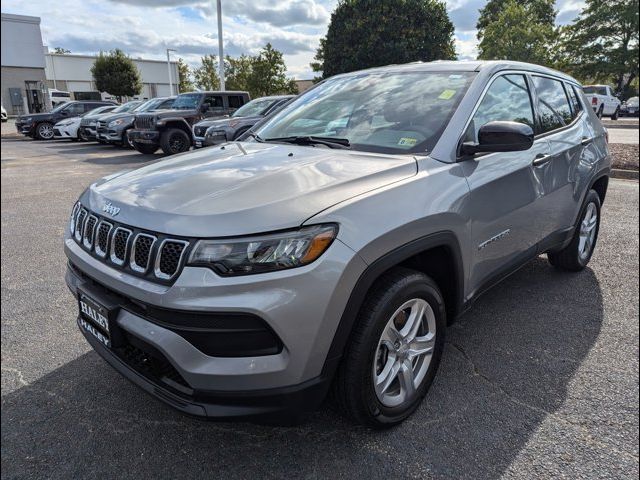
[460,73,550,293]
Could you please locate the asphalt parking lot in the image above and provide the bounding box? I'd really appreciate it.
[1,137,639,479]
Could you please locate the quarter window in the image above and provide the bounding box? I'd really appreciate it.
[532,76,573,133]
[227,95,244,109]
[464,74,535,143]
[566,84,583,119]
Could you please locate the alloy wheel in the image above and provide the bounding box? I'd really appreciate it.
[169,134,186,153]
[372,298,436,408]
[38,123,54,140]
[578,202,598,260]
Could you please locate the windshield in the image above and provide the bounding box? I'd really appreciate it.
[232,98,276,118]
[51,102,70,113]
[172,93,201,110]
[112,101,142,113]
[254,71,475,154]
[584,86,608,96]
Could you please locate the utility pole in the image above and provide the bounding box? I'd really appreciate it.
[166,48,176,95]
[216,0,225,91]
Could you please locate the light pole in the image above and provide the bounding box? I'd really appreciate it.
[216,0,225,91]
[166,48,177,95]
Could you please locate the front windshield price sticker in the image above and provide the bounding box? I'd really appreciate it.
[438,89,457,100]
[398,137,418,147]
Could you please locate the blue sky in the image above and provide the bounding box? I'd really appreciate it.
[1,0,586,79]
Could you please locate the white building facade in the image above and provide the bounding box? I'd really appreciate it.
[45,53,179,101]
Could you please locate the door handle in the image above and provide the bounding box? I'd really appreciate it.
[581,137,594,146]
[532,153,552,167]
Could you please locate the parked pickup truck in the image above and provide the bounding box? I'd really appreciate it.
[129,91,250,155]
[583,85,621,120]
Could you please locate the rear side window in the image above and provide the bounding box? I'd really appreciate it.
[566,84,583,119]
[464,74,535,143]
[532,76,573,133]
[227,95,244,109]
[203,95,224,110]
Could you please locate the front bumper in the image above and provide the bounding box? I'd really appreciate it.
[64,232,366,419]
[16,121,35,135]
[80,126,97,140]
[129,129,160,144]
[97,127,124,143]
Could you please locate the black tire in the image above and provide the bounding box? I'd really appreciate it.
[611,107,620,120]
[132,142,159,154]
[333,267,446,428]
[78,129,88,142]
[35,122,54,140]
[160,128,191,155]
[548,190,601,271]
[597,105,604,119]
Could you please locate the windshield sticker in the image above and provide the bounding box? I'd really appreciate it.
[438,89,457,100]
[398,137,418,147]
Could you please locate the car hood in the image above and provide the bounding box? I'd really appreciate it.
[18,112,52,121]
[196,116,259,129]
[99,112,135,123]
[85,142,417,237]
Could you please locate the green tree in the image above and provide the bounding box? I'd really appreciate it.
[247,44,298,96]
[224,54,254,92]
[177,58,193,93]
[558,0,639,94]
[477,0,556,41]
[193,54,220,90]
[313,0,456,78]
[478,0,556,65]
[90,49,142,100]
[53,47,71,54]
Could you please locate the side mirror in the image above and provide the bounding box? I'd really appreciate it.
[200,104,209,113]
[461,121,534,156]
[60,110,69,116]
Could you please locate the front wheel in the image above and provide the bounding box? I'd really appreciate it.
[160,128,191,155]
[333,268,446,428]
[35,122,54,140]
[132,142,159,154]
[548,190,601,271]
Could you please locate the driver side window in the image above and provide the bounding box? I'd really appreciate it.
[464,74,535,143]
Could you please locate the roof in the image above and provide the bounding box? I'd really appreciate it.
[336,60,581,85]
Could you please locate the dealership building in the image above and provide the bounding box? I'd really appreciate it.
[1,12,179,115]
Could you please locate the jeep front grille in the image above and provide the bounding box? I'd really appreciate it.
[70,204,190,284]
[135,116,155,130]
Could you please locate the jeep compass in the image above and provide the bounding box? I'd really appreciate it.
[64,61,610,427]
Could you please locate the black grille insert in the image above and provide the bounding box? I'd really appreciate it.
[95,221,113,257]
[131,234,156,273]
[82,215,98,249]
[110,228,131,265]
[156,240,188,279]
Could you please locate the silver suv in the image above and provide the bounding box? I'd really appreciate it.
[64,61,610,427]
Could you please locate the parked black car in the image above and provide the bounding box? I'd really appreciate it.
[16,100,116,140]
[96,97,176,147]
[193,95,295,148]
[128,91,250,155]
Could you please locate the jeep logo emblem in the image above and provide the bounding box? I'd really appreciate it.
[102,202,121,217]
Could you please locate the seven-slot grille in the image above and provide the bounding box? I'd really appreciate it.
[70,203,189,283]
[135,115,155,130]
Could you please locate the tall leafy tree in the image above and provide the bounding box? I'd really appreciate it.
[312,0,456,78]
[247,44,298,96]
[224,55,254,92]
[477,0,556,41]
[558,0,639,94]
[478,0,556,65]
[193,54,220,90]
[91,49,142,100]
[177,58,193,93]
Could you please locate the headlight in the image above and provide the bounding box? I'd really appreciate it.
[205,128,226,137]
[58,120,72,126]
[108,119,125,127]
[188,224,338,276]
[22,117,32,123]
[69,201,81,235]
[87,121,96,126]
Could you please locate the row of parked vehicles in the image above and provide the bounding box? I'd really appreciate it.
[14,91,295,155]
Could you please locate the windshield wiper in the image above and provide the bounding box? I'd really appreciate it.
[263,135,351,149]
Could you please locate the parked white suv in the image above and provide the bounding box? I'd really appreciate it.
[584,85,621,120]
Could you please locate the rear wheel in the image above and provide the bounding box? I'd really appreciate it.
[160,128,191,155]
[548,190,601,271]
[35,122,54,140]
[611,107,620,120]
[132,142,159,154]
[333,268,446,428]
[597,105,604,119]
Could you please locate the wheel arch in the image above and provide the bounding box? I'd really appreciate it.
[160,119,194,141]
[322,231,465,376]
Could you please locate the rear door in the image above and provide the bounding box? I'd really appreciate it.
[202,94,225,118]
[461,73,551,291]
[529,75,584,236]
